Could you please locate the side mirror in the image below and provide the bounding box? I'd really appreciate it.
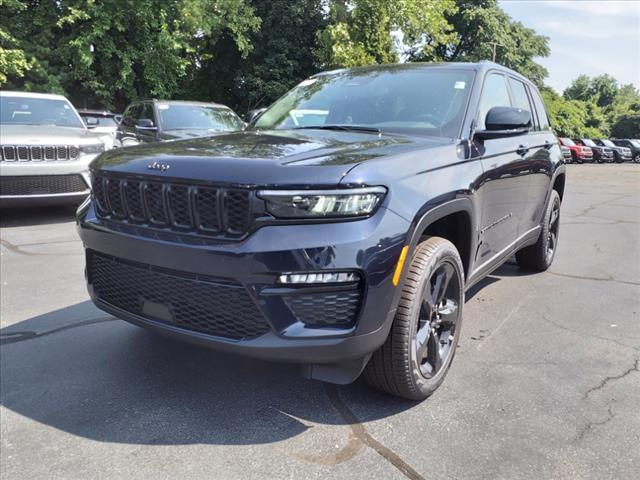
[247,108,267,125]
[85,117,99,127]
[475,106,531,140]
[114,115,123,125]
[136,118,157,130]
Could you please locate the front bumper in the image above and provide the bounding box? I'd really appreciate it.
[77,200,410,367]
[0,155,95,204]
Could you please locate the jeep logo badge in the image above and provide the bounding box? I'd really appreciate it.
[147,161,170,172]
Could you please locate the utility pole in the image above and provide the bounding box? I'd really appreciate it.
[489,42,503,62]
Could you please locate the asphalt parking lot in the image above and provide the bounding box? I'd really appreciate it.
[1,164,639,480]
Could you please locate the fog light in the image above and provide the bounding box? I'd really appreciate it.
[278,272,359,284]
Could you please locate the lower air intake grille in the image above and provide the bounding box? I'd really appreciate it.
[0,175,88,196]
[89,252,270,340]
[284,290,361,327]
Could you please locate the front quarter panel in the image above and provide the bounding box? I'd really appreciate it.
[341,141,484,276]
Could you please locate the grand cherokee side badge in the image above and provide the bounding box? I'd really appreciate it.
[147,161,170,172]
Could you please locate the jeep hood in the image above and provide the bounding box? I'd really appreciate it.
[93,129,446,187]
[0,124,107,146]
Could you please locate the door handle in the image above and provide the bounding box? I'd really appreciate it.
[516,144,529,156]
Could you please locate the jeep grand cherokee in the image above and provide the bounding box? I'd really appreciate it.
[78,62,566,400]
[1,91,112,206]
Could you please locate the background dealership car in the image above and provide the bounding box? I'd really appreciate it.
[612,139,640,162]
[78,109,120,139]
[575,138,614,163]
[0,91,111,206]
[593,139,632,163]
[560,145,572,163]
[116,100,245,147]
[558,137,593,163]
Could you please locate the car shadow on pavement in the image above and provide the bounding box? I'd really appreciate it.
[0,205,78,228]
[0,301,417,447]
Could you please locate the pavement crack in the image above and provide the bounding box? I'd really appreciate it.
[574,358,639,443]
[324,384,425,480]
[575,404,616,442]
[0,238,80,257]
[540,313,639,352]
[582,357,639,400]
[545,270,640,287]
[0,316,115,345]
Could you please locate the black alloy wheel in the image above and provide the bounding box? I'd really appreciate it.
[364,237,464,400]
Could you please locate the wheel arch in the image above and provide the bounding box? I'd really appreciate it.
[553,171,566,200]
[403,198,476,283]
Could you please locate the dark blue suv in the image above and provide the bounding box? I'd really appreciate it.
[77,62,566,400]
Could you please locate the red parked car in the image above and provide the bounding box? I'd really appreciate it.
[559,137,593,163]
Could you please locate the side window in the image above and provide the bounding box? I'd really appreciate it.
[531,89,550,131]
[140,103,156,125]
[508,78,534,117]
[121,104,139,128]
[477,73,511,129]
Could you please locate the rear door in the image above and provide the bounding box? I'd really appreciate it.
[509,78,554,233]
[474,72,530,266]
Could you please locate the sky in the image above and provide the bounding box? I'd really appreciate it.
[499,0,640,94]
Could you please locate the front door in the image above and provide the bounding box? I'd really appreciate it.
[474,73,530,267]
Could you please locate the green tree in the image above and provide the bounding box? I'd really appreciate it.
[1,0,260,111]
[610,103,640,138]
[411,0,550,86]
[189,0,326,113]
[588,74,619,108]
[541,88,609,138]
[0,0,29,85]
[315,0,457,68]
[563,74,591,102]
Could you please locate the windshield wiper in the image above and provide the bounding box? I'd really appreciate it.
[292,124,381,134]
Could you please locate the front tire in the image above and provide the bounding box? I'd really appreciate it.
[516,190,561,271]
[364,237,464,401]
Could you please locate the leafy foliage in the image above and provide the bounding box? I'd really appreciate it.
[1,0,637,139]
[548,74,640,138]
[191,0,326,113]
[1,0,260,111]
[315,0,458,68]
[411,0,549,86]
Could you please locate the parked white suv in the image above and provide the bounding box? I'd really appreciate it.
[0,91,113,206]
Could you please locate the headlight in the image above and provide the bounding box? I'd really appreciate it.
[258,187,386,218]
[80,143,105,155]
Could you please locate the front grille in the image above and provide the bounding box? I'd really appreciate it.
[0,174,88,196]
[89,252,271,340]
[92,173,253,238]
[284,290,362,328]
[0,145,80,162]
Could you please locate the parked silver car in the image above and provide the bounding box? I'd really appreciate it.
[0,91,113,206]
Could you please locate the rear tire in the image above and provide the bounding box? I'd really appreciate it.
[516,190,561,271]
[364,237,464,401]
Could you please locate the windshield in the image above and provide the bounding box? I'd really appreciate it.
[158,104,244,131]
[81,115,117,127]
[255,68,474,138]
[560,138,575,146]
[601,139,615,147]
[582,139,596,147]
[0,96,84,128]
[630,140,640,148]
